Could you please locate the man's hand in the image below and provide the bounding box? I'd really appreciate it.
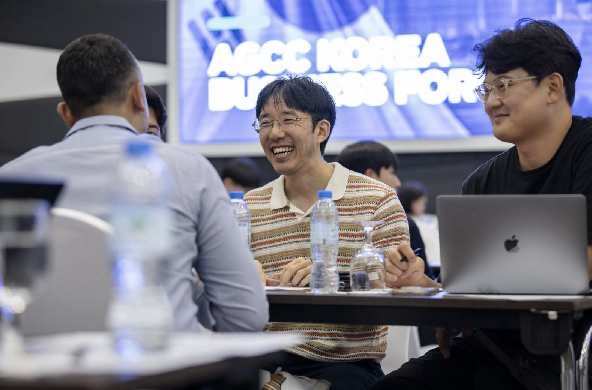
[255,260,280,286]
[437,327,473,359]
[384,242,425,287]
[273,257,313,287]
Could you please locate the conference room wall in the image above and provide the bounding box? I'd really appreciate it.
[0,0,502,215]
[208,152,500,215]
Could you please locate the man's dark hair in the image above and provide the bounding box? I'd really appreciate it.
[337,141,398,175]
[473,18,581,106]
[57,34,139,118]
[221,157,263,190]
[255,75,336,155]
[397,181,428,214]
[145,85,168,139]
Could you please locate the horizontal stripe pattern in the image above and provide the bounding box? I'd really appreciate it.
[246,171,410,362]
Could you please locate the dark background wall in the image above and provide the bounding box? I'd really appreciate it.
[0,0,502,214]
[209,151,499,214]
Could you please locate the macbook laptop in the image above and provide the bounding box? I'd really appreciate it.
[437,195,589,295]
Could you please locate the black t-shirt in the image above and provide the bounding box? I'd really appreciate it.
[462,116,592,244]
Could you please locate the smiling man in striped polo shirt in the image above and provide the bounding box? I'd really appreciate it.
[245,75,438,390]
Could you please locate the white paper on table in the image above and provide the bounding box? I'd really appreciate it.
[445,293,588,301]
[346,289,393,295]
[304,290,349,294]
[265,286,310,291]
[266,288,393,294]
[0,331,303,379]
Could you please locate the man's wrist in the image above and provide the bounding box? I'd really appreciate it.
[417,273,441,288]
[386,272,439,288]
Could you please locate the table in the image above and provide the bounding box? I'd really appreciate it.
[267,290,592,390]
[0,332,301,390]
[0,352,280,390]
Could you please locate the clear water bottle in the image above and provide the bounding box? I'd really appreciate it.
[310,190,339,294]
[108,140,174,357]
[229,191,251,247]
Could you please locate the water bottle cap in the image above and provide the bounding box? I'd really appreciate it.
[229,191,244,199]
[125,140,153,156]
[317,190,332,199]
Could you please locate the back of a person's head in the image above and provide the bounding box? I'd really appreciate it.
[57,34,139,118]
[473,18,581,106]
[144,85,168,139]
[255,75,336,155]
[221,157,262,191]
[337,141,398,175]
[397,181,428,214]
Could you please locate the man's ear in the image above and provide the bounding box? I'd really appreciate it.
[56,102,78,128]
[130,82,148,113]
[364,168,379,180]
[546,72,564,105]
[315,119,331,144]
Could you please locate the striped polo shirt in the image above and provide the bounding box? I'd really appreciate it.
[245,162,409,362]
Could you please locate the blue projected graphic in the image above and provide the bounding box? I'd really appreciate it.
[178,0,592,146]
[267,0,375,32]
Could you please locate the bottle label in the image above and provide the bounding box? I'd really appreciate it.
[237,221,250,245]
[310,222,338,245]
[111,205,172,255]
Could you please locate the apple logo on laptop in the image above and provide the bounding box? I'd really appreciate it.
[504,235,519,253]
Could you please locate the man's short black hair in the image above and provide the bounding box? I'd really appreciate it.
[145,85,167,139]
[255,75,336,155]
[473,18,581,106]
[57,34,139,118]
[397,181,428,214]
[337,141,398,175]
[221,157,262,190]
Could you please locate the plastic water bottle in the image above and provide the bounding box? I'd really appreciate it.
[108,139,174,357]
[229,191,251,247]
[310,190,339,294]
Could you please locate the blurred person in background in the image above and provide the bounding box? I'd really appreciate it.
[338,141,434,279]
[221,157,263,193]
[144,85,167,140]
[397,181,428,219]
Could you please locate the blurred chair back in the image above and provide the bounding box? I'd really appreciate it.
[21,208,113,336]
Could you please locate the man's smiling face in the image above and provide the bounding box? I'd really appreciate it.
[258,97,318,177]
[483,68,548,145]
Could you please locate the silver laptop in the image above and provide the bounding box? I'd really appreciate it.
[437,195,589,295]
